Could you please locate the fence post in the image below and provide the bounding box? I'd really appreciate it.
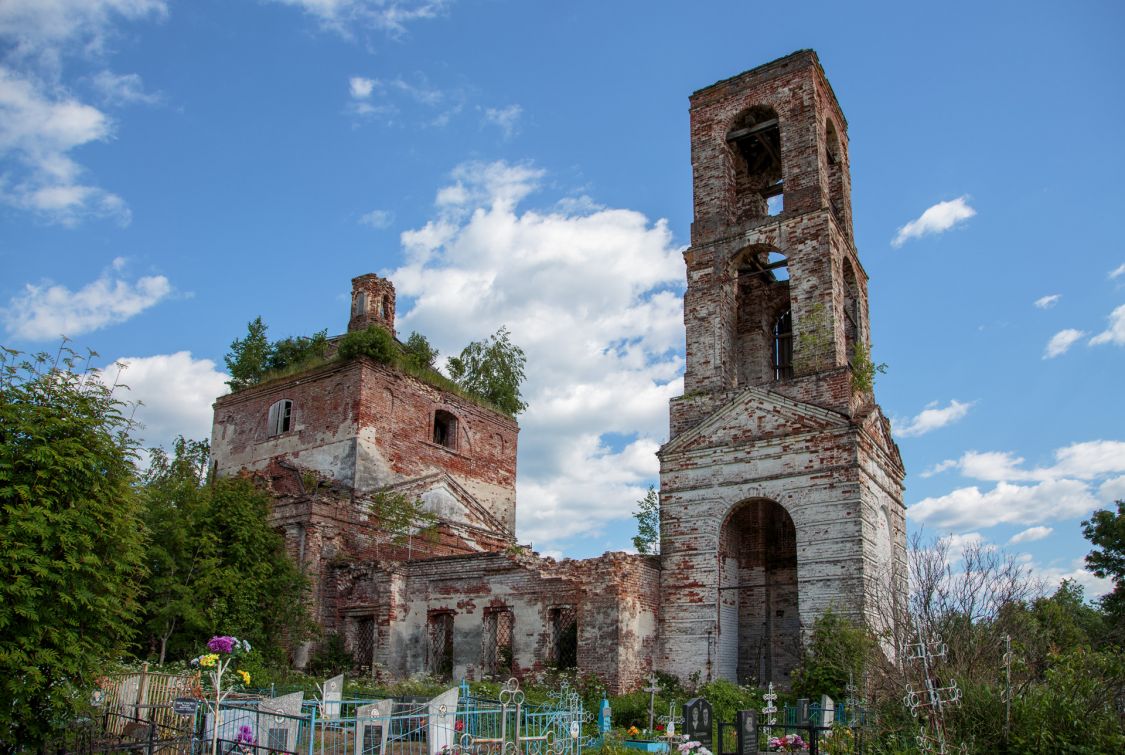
[308,703,317,755]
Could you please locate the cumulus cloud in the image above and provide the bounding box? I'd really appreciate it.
[1008,526,1052,544]
[893,399,973,438]
[109,351,228,448]
[1100,476,1125,503]
[909,440,1125,532]
[1089,304,1125,347]
[2,259,172,340]
[910,479,1098,531]
[267,0,447,37]
[483,104,522,139]
[349,76,374,99]
[1043,328,1085,358]
[1033,294,1060,309]
[359,208,394,229]
[0,1,165,224]
[388,160,684,550]
[891,195,976,247]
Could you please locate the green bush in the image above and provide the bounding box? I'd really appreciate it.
[338,325,398,364]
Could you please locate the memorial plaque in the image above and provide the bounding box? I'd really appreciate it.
[172,697,199,717]
[683,697,713,749]
[355,699,394,755]
[736,710,756,755]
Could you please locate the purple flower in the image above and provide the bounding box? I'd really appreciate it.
[208,635,236,654]
[237,724,256,744]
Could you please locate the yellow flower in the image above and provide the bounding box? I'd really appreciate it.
[199,654,219,668]
[237,670,251,685]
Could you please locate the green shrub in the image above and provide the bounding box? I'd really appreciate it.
[338,325,398,364]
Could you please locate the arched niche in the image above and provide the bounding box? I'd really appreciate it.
[717,498,801,685]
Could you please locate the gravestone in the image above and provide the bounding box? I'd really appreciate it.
[735,710,756,755]
[819,695,834,727]
[427,687,460,755]
[796,698,810,724]
[258,691,304,751]
[355,699,394,755]
[682,697,713,750]
[598,698,613,734]
[322,674,344,719]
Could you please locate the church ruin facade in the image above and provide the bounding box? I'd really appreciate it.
[209,50,905,693]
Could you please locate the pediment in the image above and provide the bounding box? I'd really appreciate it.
[858,404,904,470]
[377,472,509,537]
[660,386,850,457]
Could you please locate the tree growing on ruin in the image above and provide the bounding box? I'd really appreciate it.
[447,326,528,415]
[0,346,145,749]
[631,485,661,555]
[225,316,271,390]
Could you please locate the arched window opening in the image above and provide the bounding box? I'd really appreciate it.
[732,247,791,387]
[825,119,846,228]
[718,499,800,685]
[843,259,860,363]
[727,106,783,223]
[433,410,458,449]
[773,310,793,381]
[267,399,293,436]
[379,296,389,320]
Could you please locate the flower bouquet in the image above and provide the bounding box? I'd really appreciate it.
[190,635,253,755]
[767,733,808,752]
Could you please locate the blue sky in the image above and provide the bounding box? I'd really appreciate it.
[2,1,1123,593]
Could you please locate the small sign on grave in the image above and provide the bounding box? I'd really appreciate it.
[682,697,713,749]
[172,697,199,717]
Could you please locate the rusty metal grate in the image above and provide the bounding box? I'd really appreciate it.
[429,612,454,678]
[549,606,577,669]
[482,609,514,676]
[354,615,375,671]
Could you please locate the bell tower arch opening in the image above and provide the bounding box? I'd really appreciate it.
[717,499,800,686]
[732,247,791,387]
[726,106,784,223]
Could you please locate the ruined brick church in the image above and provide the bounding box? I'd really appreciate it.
[210,50,906,693]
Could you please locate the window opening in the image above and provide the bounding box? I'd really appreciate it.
[482,608,514,676]
[825,119,846,228]
[773,310,793,381]
[428,612,454,678]
[354,615,375,671]
[379,296,388,319]
[549,605,578,669]
[843,260,859,363]
[727,107,783,222]
[267,399,293,437]
[353,291,368,316]
[433,410,457,449]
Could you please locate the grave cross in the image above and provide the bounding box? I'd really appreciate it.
[658,701,683,739]
[761,682,778,726]
[643,673,661,732]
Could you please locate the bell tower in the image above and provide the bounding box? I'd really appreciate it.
[658,51,906,686]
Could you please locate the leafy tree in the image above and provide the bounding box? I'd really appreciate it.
[447,326,528,415]
[403,331,439,370]
[338,324,398,365]
[1083,500,1125,623]
[267,329,329,373]
[136,438,313,666]
[136,437,216,664]
[631,485,660,555]
[225,316,271,391]
[0,346,145,748]
[791,608,873,700]
[370,490,439,559]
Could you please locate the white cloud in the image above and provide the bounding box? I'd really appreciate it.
[0,2,165,224]
[1109,263,1125,280]
[910,479,1098,531]
[1043,328,1085,358]
[2,262,172,340]
[349,76,374,99]
[893,399,973,438]
[1008,526,1052,544]
[90,70,159,105]
[267,0,447,37]
[109,351,228,449]
[939,441,1125,483]
[359,208,393,229]
[1089,304,1125,347]
[1026,558,1113,598]
[891,195,976,247]
[483,104,522,139]
[389,160,685,549]
[1100,475,1125,503]
[920,458,959,478]
[1033,294,1060,309]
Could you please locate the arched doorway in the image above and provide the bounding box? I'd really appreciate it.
[718,499,801,685]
